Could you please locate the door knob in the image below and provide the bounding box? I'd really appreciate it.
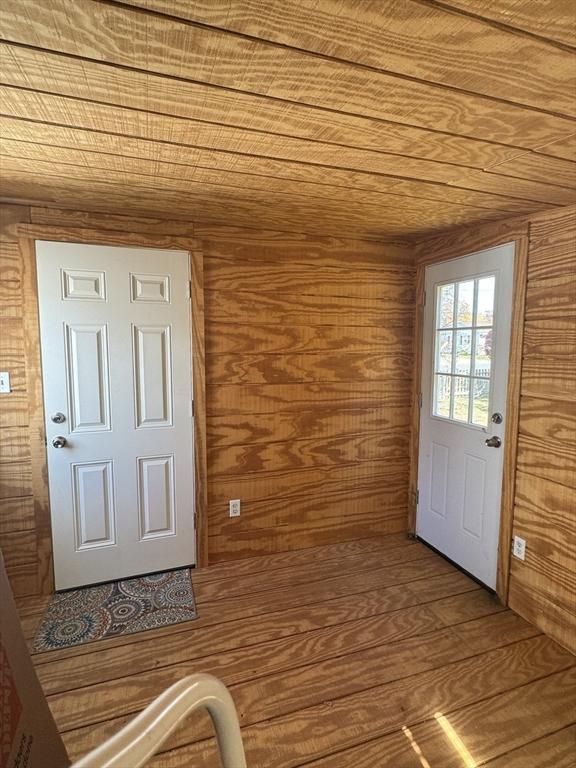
[51,412,66,424]
[52,436,67,448]
[491,412,503,424]
[485,436,502,448]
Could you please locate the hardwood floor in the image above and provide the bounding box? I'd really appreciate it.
[18,534,576,767]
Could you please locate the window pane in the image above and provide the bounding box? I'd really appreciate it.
[438,284,455,328]
[476,276,495,325]
[452,377,470,421]
[435,330,452,373]
[455,329,472,375]
[457,280,474,327]
[474,329,492,379]
[434,374,451,417]
[472,378,490,426]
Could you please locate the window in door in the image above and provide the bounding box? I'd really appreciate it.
[432,275,496,427]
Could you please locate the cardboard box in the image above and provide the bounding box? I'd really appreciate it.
[0,553,69,768]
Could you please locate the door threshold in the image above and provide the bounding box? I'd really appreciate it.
[416,535,496,594]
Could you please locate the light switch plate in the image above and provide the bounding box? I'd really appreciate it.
[229,499,241,517]
[0,372,11,394]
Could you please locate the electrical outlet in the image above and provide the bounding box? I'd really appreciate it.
[0,372,10,394]
[512,535,526,561]
[229,499,241,518]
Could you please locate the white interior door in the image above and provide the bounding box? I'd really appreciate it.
[36,241,195,590]
[417,243,514,588]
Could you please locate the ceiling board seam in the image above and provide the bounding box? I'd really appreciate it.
[1,113,567,207]
[26,0,576,121]
[0,138,551,215]
[3,40,573,154]
[0,194,412,245]
[0,82,526,173]
[413,0,576,52]
[2,154,521,217]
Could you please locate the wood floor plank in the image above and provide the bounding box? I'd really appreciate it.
[60,608,534,760]
[31,550,454,664]
[37,570,481,696]
[25,538,573,768]
[307,671,576,767]
[483,724,576,768]
[146,635,575,767]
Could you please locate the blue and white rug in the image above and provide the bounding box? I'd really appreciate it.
[34,568,197,652]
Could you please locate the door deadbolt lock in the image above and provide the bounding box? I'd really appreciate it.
[491,412,503,424]
[485,436,502,448]
[52,436,67,448]
[51,412,66,424]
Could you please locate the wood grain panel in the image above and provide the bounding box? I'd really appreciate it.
[1,117,572,210]
[109,0,576,113]
[438,0,576,46]
[310,669,576,768]
[206,407,410,447]
[204,258,415,299]
[3,0,575,138]
[0,44,540,172]
[508,206,576,653]
[205,290,413,327]
[149,636,572,768]
[208,461,407,511]
[518,395,576,445]
[206,322,413,355]
[208,432,409,478]
[523,318,576,356]
[0,318,28,428]
[520,358,576,401]
[207,352,413,385]
[0,529,36,569]
[525,274,576,320]
[516,434,575,488]
[30,206,196,237]
[2,132,560,219]
[528,207,576,280]
[0,496,35,535]
[207,514,408,562]
[207,381,409,417]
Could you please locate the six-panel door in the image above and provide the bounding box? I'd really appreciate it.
[36,242,195,590]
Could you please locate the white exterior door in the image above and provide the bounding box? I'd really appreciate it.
[36,241,195,590]
[417,243,514,588]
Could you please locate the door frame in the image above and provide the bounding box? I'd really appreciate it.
[409,220,529,604]
[18,223,208,595]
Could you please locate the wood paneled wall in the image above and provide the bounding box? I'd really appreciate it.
[508,207,576,654]
[196,225,414,561]
[415,205,576,654]
[0,203,414,594]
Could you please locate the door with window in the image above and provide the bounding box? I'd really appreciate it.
[36,241,196,590]
[417,243,514,588]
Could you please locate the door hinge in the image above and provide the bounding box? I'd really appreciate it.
[188,280,193,299]
[418,392,423,408]
[423,290,427,306]
[415,489,420,505]
[191,400,195,418]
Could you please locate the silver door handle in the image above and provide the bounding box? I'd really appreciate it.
[52,436,68,448]
[485,436,501,448]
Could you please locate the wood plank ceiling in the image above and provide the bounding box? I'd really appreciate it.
[0,0,575,239]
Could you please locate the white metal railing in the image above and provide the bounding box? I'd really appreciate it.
[71,674,247,768]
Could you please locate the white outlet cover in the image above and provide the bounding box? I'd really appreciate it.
[512,535,526,561]
[229,499,241,517]
[0,372,10,394]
